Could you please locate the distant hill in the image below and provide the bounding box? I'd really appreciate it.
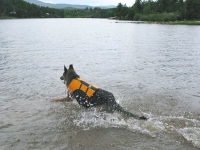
[23,0,116,9]
[0,0,65,18]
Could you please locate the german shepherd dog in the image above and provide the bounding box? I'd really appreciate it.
[54,64,147,120]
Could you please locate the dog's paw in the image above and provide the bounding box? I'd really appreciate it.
[139,116,148,121]
[52,97,62,101]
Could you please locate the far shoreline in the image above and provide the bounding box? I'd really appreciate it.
[114,20,200,25]
[1,17,200,25]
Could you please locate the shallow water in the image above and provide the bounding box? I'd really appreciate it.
[0,18,200,150]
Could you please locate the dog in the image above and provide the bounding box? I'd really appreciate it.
[54,64,147,120]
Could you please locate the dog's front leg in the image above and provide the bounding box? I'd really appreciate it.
[52,91,73,102]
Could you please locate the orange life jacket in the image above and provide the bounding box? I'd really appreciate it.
[68,78,99,97]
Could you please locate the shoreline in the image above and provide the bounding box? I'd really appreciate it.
[1,17,200,25]
[115,20,200,25]
[153,20,200,25]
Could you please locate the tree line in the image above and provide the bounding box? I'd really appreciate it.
[0,0,199,21]
[0,0,64,18]
[0,0,114,19]
[116,0,200,21]
[64,0,200,21]
[64,7,115,18]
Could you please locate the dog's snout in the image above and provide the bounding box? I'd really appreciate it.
[60,76,64,80]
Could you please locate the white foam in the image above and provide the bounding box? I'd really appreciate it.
[73,110,200,148]
[73,110,165,137]
[177,127,200,148]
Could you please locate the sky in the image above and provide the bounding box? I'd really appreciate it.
[39,0,136,6]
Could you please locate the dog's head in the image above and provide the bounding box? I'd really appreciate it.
[60,64,75,84]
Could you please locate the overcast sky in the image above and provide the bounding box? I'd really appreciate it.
[39,0,136,6]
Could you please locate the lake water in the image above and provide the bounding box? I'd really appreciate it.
[0,18,200,150]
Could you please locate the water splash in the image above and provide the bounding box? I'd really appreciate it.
[73,110,200,148]
[73,110,165,137]
[177,127,200,148]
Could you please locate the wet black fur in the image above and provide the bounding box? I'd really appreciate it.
[61,65,147,120]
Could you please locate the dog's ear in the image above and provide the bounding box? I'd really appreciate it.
[69,64,74,70]
[64,65,68,72]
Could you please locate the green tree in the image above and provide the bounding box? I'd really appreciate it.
[116,3,123,19]
[134,0,143,13]
[143,5,151,15]
[185,0,200,20]
[128,6,135,20]
[116,3,129,19]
